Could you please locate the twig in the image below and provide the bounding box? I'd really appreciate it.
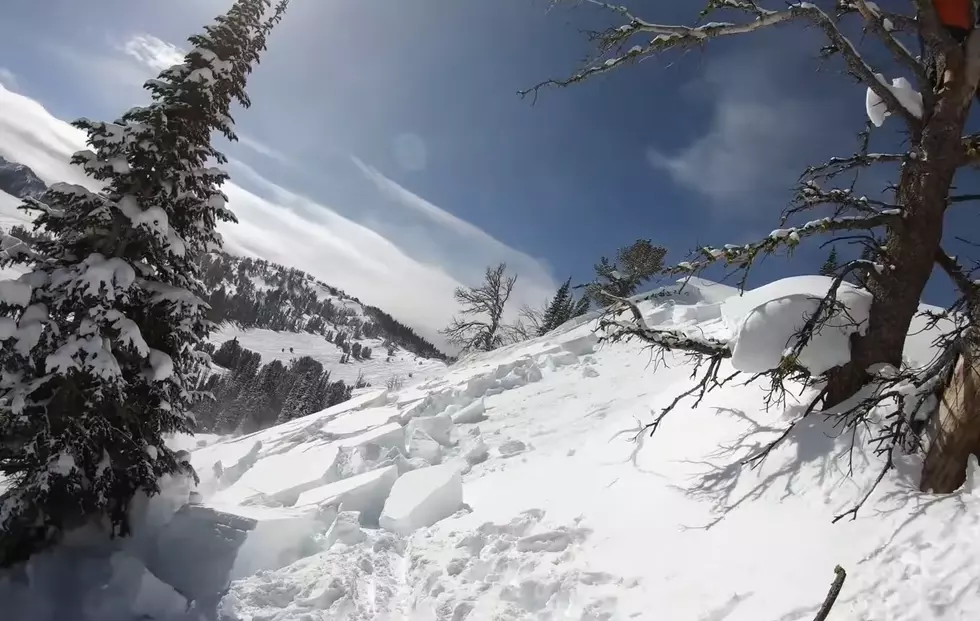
[812,565,847,621]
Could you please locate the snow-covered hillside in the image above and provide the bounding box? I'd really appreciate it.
[211,324,446,386]
[0,182,448,397]
[104,276,975,621]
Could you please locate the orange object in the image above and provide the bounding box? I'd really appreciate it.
[933,0,973,31]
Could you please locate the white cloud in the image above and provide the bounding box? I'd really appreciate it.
[118,34,185,71]
[0,83,557,348]
[0,68,18,91]
[350,156,557,314]
[646,50,834,208]
[236,133,291,164]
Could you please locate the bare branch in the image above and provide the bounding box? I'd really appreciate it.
[811,565,847,621]
[948,193,980,204]
[669,211,900,279]
[802,152,906,182]
[522,1,922,127]
[849,0,926,85]
[935,249,979,298]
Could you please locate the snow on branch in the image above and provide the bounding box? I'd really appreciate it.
[847,0,924,84]
[667,211,899,282]
[521,0,923,127]
[802,152,906,182]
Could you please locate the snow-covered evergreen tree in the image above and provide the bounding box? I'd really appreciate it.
[0,0,289,566]
[819,247,840,277]
[539,278,573,336]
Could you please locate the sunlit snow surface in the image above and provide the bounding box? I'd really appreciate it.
[172,278,979,621]
[2,183,977,619]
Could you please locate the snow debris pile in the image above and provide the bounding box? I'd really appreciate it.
[6,274,980,620]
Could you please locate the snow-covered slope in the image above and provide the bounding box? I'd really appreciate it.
[165,276,979,621]
[0,189,30,282]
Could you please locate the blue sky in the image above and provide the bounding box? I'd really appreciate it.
[0,0,970,343]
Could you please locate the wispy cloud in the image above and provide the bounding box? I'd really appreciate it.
[236,133,291,165]
[646,46,845,210]
[0,68,18,91]
[351,156,557,315]
[0,83,556,347]
[118,34,185,72]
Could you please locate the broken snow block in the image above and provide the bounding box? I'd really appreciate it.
[464,373,498,399]
[407,413,455,447]
[546,351,579,368]
[499,371,526,390]
[380,464,463,535]
[294,465,399,525]
[407,427,443,465]
[211,440,341,507]
[525,363,543,383]
[322,406,402,436]
[210,503,325,579]
[452,399,487,425]
[582,366,599,378]
[561,333,598,356]
[191,439,262,489]
[323,510,366,548]
[338,422,405,452]
[144,504,256,605]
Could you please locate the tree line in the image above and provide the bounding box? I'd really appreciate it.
[193,338,362,435]
[442,239,667,354]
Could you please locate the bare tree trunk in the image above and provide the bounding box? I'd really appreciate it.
[920,344,980,493]
[827,68,971,406]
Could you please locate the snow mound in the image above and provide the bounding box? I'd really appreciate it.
[380,464,463,535]
[723,275,872,374]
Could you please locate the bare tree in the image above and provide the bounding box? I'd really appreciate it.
[442,263,518,353]
[523,1,980,514]
[505,302,547,342]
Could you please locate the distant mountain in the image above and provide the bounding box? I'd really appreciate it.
[200,252,446,361]
[0,155,47,200]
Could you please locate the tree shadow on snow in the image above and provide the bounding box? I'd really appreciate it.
[669,406,870,530]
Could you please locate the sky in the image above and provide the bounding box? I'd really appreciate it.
[0,0,973,348]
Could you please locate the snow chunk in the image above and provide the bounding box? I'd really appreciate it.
[406,413,455,447]
[407,427,443,465]
[321,406,401,436]
[452,399,488,425]
[294,465,399,525]
[212,441,340,506]
[866,74,922,127]
[337,422,405,451]
[145,349,173,382]
[561,332,598,356]
[212,504,326,579]
[0,279,31,307]
[380,464,463,535]
[731,280,872,375]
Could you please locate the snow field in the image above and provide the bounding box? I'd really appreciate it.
[189,275,980,621]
